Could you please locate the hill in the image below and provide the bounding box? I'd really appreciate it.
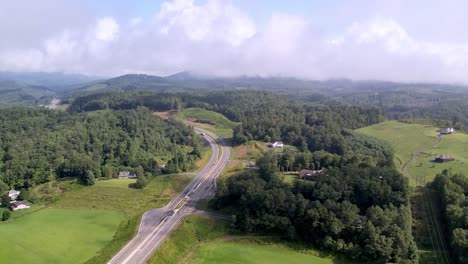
[0,71,103,91]
[73,74,186,95]
[357,121,468,185]
[0,80,55,106]
[69,74,468,129]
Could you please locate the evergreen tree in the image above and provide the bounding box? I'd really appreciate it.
[2,210,10,221]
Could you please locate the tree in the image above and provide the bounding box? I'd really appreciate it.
[2,210,10,221]
[135,166,144,178]
[0,180,8,193]
[0,194,9,207]
[134,174,148,189]
[81,170,95,186]
[17,188,28,201]
[257,153,278,180]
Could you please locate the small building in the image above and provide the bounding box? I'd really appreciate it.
[118,171,137,179]
[272,141,284,148]
[298,169,323,180]
[10,201,30,211]
[440,128,455,135]
[434,154,455,163]
[8,190,20,201]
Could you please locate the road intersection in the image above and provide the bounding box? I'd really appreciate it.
[108,128,230,264]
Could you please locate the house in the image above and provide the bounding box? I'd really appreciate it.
[439,127,455,135]
[118,171,137,179]
[298,169,323,180]
[272,141,284,148]
[8,190,20,201]
[434,154,455,163]
[10,201,30,211]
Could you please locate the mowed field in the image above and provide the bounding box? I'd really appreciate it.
[0,208,122,264]
[149,215,349,264]
[178,108,240,137]
[191,242,335,264]
[0,175,191,264]
[358,121,468,184]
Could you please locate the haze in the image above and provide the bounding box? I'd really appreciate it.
[2,0,468,83]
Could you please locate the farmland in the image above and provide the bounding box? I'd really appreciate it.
[357,121,468,185]
[0,208,122,264]
[0,176,191,264]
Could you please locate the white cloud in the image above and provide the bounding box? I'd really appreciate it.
[155,0,255,46]
[95,17,119,41]
[2,0,468,83]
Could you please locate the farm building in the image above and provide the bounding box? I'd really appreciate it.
[434,154,455,163]
[118,171,137,179]
[10,201,30,211]
[298,169,323,180]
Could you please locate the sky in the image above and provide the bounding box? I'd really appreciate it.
[2,0,468,83]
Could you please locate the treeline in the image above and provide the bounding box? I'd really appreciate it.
[319,88,468,131]
[68,91,387,167]
[432,171,468,263]
[214,155,417,263]
[0,107,202,189]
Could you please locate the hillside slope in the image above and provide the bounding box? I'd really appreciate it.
[0,80,55,106]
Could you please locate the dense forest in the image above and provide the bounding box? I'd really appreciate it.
[69,91,388,167]
[214,155,417,263]
[0,107,202,190]
[432,171,468,263]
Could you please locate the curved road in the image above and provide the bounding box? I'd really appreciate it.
[108,128,230,264]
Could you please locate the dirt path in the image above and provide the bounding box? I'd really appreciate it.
[402,137,442,177]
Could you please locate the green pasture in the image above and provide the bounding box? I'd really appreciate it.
[0,208,123,264]
[358,121,468,184]
[178,107,240,137]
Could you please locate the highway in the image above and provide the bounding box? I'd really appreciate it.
[108,128,230,264]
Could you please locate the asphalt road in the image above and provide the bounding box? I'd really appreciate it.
[108,128,230,264]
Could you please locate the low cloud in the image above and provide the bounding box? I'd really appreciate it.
[1,0,468,83]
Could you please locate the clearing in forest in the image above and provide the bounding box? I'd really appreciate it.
[357,121,468,185]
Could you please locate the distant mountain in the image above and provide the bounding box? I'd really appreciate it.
[0,71,104,91]
[0,80,56,106]
[71,74,190,96]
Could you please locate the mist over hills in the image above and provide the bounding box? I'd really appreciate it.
[0,71,104,90]
[0,79,56,106]
[2,70,468,127]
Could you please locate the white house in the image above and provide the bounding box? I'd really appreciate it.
[10,201,30,211]
[272,141,284,148]
[8,190,20,201]
[118,171,137,179]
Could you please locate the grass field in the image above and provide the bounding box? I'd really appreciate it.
[357,121,468,184]
[178,108,240,137]
[0,208,123,264]
[54,176,191,214]
[231,140,265,160]
[192,241,335,264]
[149,215,351,264]
[1,176,191,264]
